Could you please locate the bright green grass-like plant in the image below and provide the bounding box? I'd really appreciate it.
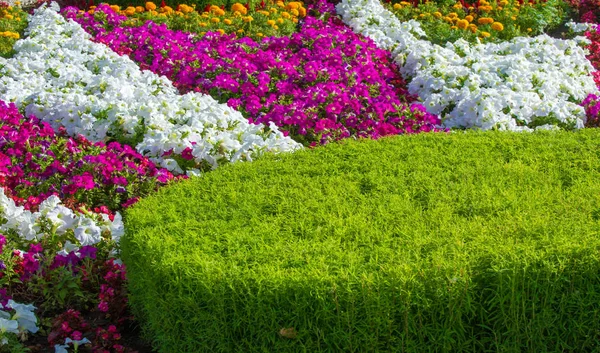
[123,130,600,353]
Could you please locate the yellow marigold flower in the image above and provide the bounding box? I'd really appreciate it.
[281,11,291,18]
[89,5,96,9]
[214,8,225,16]
[110,5,120,12]
[480,5,493,11]
[181,4,194,13]
[124,6,135,15]
[418,13,426,18]
[257,32,264,37]
[200,31,206,35]
[497,6,502,10]
[491,21,504,31]
[298,6,306,17]
[450,25,458,29]
[393,3,402,9]
[481,31,491,37]
[237,29,244,33]
[145,2,157,11]
[4,14,13,19]
[469,23,477,32]
[243,15,253,22]
[400,1,410,4]
[290,8,299,16]
[150,10,158,15]
[273,24,279,29]
[527,27,532,32]
[277,18,284,24]
[511,16,516,20]
[258,10,270,16]
[477,17,493,24]
[87,9,94,14]
[217,28,225,34]
[448,12,458,18]
[135,6,144,12]
[210,5,220,11]
[276,1,285,7]
[292,17,298,22]
[211,17,220,23]
[199,21,207,26]
[453,3,462,8]
[499,0,508,5]
[457,19,469,29]
[465,15,473,22]
[161,5,174,13]
[223,18,232,24]
[270,7,278,13]
[444,16,453,22]
[231,3,247,15]
[267,19,275,25]
[433,11,442,18]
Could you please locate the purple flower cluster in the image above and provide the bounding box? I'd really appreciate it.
[0,100,176,213]
[63,0,441,146]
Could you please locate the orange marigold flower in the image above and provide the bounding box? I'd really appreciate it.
[145,1,156,10]
[231,3,247,15]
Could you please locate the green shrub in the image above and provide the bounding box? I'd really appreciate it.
[123,130,600,353]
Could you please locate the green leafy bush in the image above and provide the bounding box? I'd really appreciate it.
[123,130,600,352]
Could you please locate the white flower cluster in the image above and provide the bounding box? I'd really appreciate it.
[0,188,123,253]
[0,300,39,341]
[336,0,599,131]
[0,3,300,176]
[566,21,595,34]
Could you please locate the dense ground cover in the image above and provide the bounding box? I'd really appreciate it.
[124,130,600,352]
[0,0,600,350]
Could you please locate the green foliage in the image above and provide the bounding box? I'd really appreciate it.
[123,130,600,352]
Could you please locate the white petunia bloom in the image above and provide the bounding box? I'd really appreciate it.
[73,216,103,246]
[45,206,77,235]
[0,318,19,335]
[0,3,301,175]
[336,0,599,131]
[5,300,39,334]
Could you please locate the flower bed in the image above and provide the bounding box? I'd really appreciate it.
[387,0,569,44]
[0,3,27,57]
[96,1,307,41]
[336,0,598,130]
[64,0,442,145]
[0,2,300,176]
